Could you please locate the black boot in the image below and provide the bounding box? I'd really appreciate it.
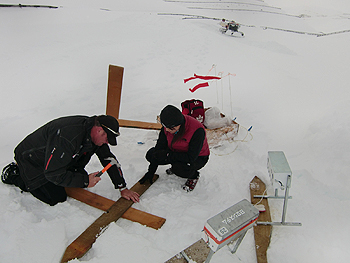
[182,172,200,192]
[166,168,174,175]
[1,162,20,185]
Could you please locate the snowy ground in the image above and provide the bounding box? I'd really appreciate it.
[1,0,350,262]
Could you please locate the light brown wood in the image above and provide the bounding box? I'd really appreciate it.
[118,118,162,130]
[61,174,159,263]
[104,65,161,130]
[65,187,166,230]
[165,239,211,263]
[65,187,114,211]
[106,65,124,119]
[122,207,166,230]
[250,176,272,263]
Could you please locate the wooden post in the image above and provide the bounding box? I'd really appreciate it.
[106,65,124,119]
[165,239,211,263]
[105,65,161,130]
[61,174,159,263]
[118,119,162,130]
[250,176,272,263]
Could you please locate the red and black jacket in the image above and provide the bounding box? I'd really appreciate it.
[14,115,126,191]
[155,115,210,164]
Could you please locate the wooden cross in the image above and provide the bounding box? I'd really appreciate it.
[106,65,162,130]
[61,65,164,262]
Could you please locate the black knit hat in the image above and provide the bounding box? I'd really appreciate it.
[98,115,120,146]
[160,105,185,128]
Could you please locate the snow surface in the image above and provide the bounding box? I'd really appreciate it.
[1,0,350,262]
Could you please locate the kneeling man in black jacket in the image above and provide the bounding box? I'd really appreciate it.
[1,115,140,205]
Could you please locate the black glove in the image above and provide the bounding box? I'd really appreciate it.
[139,171,154,185]
[153,150,169,163]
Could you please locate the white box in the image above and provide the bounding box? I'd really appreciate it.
[267,151,292,190]
[202,199,259,252]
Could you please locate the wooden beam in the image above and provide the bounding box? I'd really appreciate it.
[250,176,272,263]
[118,118,161,130]
[65,187,166,229]
[104,65,162,130]
[122,207,165,230]
[65,187,114,211]
[106,65,124,119]
[61,174,159,263]
[165,239,211,263]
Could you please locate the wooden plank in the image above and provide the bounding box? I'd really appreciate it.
[65,187,166,230]
[61,174,159,263]
[165,239,211,263]
[249,176,272,263]
[104,65,161,130]
[106,65,124,119]
[118,118,162,130]
[122,207,165,230]
[65,187,115,211]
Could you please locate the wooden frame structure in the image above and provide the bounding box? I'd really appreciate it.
[106,64,162,130]
[61,65,164,262]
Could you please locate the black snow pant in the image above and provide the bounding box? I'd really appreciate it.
[145,147,209,179]
[29,182,67,206]
[13,174,67,206]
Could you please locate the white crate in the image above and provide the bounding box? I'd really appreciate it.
[267,151,292,190]
[202,199,259,252]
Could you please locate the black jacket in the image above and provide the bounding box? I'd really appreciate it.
[14,115,126,191]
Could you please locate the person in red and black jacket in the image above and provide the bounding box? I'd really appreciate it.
[139,105,210,192]
[1,115,140,205]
